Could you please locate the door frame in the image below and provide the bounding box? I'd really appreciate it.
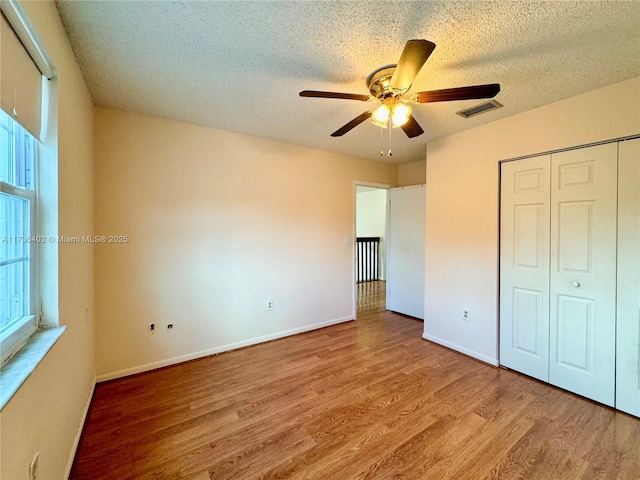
[352,180,393,319]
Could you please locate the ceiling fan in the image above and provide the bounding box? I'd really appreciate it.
[299,39,500,139]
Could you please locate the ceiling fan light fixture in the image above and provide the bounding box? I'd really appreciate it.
[372,102,411,128]
[372,104,391,126]
[391,103,411,127]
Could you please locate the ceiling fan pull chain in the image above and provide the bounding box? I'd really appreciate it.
[380,125,384,156]
[388,117,393,157]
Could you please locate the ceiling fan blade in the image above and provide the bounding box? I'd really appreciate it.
[412,83,500,103]
[331,111,373,137]
[390,39,436,91]
[300,90,371,101]
[401,115,424,138]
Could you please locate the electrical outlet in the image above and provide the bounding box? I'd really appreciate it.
[462,308,471,321]
[266,299,274,311]
[29,452,38,480]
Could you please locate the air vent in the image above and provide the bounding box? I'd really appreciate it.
[456,100,503,118]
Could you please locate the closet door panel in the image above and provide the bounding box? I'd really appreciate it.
[549,144,617,406]
[616,138,640,417]
[500,156,551,381]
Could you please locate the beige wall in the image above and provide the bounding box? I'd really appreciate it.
[398,159,426,186]
[0,1,95,479]
[423,76,640,364]
[94,107,397,379]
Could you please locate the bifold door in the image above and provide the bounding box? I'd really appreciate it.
[548,144,617,406]
[500,143,617,407]
[499,156,551,382]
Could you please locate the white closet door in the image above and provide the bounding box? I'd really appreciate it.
[499,156,551,382]
[616,138,640,417]
[386,185,425,319]
[549,144,617,406]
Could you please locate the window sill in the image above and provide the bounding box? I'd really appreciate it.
[0,326,66,411]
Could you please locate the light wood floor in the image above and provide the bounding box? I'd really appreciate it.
[357,280,386,317]
[72,288,640,479]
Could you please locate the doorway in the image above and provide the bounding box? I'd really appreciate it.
[353,182,427,320]
[355,185,388,318]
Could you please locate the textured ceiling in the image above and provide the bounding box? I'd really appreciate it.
[55,1,640,165]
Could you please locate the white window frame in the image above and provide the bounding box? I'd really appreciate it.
[0,115,39,365]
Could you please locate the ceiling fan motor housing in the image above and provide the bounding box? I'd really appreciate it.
[367,65,407,100]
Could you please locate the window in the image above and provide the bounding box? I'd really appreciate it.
[0,108,38,364]
[0,3,59,408]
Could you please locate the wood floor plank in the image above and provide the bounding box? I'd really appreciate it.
[71,282,640,479]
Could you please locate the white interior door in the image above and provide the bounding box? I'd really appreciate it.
[548,144,617,406]
[616,138,640,417]
[499,156,551,382]
[386,185,425,319]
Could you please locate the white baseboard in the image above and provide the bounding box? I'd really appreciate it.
[65,375,96,479]
[422,333,498,366]
[97,315,354,383]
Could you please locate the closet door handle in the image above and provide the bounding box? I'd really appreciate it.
[571,281,581,287]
